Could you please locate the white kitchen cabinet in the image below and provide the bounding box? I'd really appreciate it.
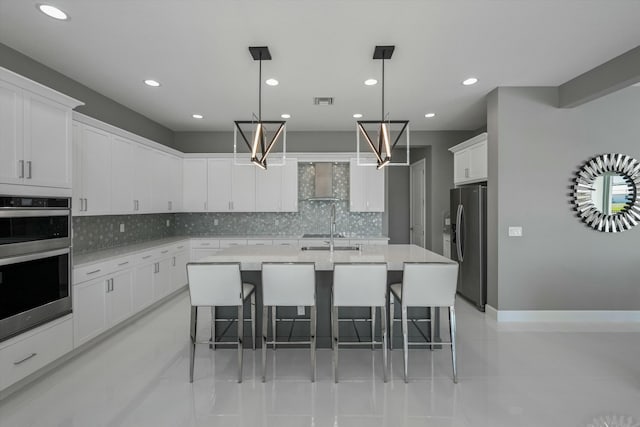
[110,135,135,214]
[151,150,172,212]
[450,132,487,185]
[207,158,232,212]
[0,316,73,391]
[73,123,112,215]
[0,69,81,196]
[133,144,153,213]
[169,155,182,212]
[255,158,298,212]
[153,255,173,299]
[281,159,299,212]
[170,250,189,293]
[231,163,255,212]
[183,158,208,212]
[133,259,155,312]
[73,269,134,347]
[349,159,385,212]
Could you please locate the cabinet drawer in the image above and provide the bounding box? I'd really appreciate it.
[0,317,73,390]
[74,261,111,283]
[191,239,220,249]
[135,249,157,264]
[219,239,247,248]
[106,256,133,272]
[247,239,273,246]
[172,241,189,252]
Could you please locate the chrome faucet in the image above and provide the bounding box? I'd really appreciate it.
[329,203,336,252]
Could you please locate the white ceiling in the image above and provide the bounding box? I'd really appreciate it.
[1,0,640,132]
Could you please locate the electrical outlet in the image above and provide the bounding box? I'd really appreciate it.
[508,226,523,237]
[297,306,305,316]
[119,223,125,233]
[275,219,279,226]
[214,219,219,226]
[166,219,170,227]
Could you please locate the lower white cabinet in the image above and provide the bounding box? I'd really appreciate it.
[0,316,73,391]
[133,260,155,312]
[170,250,189,292]
[153,256,173,299]
[73,269,134,347]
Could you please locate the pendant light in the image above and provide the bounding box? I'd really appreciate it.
[234,46,286,170]
[356,45,409,169]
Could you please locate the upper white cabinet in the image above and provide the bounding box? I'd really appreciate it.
[183,158,208,212]
[255,158,298,212]
[110,135,135,214]
[132,144,154,213]
[231,162,256,212]
[207,158,233,212]
[0,68,82,196]
[449,132,487,185]
[349,159,385,212]
[73,123,112,216]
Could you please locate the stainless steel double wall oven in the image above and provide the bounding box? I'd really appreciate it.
[0,196,72,342]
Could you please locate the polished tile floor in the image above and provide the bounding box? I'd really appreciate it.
[2,291,640,427]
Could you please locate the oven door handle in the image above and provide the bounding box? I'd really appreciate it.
[0,209,70,218]
[0,248,70,267]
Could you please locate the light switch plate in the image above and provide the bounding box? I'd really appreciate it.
[119,223,125,233]
[508,226,523,237]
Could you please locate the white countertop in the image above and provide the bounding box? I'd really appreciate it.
[199,244,454,271]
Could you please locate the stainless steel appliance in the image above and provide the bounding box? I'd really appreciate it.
[450,186,487,311]
[0,196,72,342]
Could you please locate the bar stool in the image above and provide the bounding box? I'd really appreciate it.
[389,262,459,383]
[187,262,256,383]
[332,262,388,383]
[261,262,316,382]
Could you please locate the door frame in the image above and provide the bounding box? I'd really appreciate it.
[409,159,426,247]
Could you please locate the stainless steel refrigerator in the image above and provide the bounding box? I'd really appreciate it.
[450,186,487,311]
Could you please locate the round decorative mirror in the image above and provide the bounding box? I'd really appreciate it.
[573,153,640,232]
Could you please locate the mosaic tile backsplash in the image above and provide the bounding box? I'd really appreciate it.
[73,163,382,253]
[73,214,176,253]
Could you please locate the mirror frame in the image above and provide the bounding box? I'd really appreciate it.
[573,153,640,232]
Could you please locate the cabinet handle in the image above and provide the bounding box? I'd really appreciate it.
[106,279,110,293]
[177,245,184,249]
[201,243,211,246]
[142,255,152,260]
[18,160,24,178]
[14,353,37,365]
[118,261,129,266]
[172,256,176,267]
[161,250,169,254]
[85,198,89,211]
[86,269,102,275]
[204,202,207,210]
[26,161,32,179]
[110,279,114,292]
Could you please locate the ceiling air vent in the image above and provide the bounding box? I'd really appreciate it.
[314,97,334,105]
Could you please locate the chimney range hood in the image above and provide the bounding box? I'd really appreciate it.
[308,162,338,201]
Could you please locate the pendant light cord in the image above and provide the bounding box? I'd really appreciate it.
[258,54,262,121]
[381,56,385,121]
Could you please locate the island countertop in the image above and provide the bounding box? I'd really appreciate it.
[199,244,454,271]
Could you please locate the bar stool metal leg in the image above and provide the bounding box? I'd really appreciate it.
[371,306,376,350]
[402,305,409,383]
[262,305,269,382]
[429,307,435,351]
[381,304,388,382]
[190,306,197,383]
[271,306,277,351]
[251,293,256,350]
[389,294,394,350]
[237,303,244,383]
[449,305,458,384]
[210,306,215,350]
[333,305,339,383]
[310,305,317,382]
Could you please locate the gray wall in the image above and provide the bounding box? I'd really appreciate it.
[487,85,640,311]
[0,42,175,147]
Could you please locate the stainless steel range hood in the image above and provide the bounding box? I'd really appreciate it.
[308,162,338,201]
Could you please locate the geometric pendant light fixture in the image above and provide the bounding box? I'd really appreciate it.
[234,46,286,170]
[356,45,409,169]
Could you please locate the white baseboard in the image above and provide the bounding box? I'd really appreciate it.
[484,305,640,322]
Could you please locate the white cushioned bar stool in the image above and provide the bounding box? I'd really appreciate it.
[261,262,316,382]
[389,262,459,383]
[187,262,256,383]
[332,262,388,383]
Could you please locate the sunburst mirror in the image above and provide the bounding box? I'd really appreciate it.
[573,153,640,232]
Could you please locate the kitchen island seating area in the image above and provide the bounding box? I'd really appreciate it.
[187,245,459,384]
[187,262,256,383]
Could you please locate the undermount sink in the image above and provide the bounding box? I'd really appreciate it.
[301,246,360,251]
[301,233,346,238]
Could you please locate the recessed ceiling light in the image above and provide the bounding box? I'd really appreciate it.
[266,78,279,86]
[144,79,161,87]
[37,4,68,20]
[462,77,478,86]
[281,113,291,119]
[192,114,203,119]
[364,79,378,86]
[353,113,363,118]
[425,113,436,118]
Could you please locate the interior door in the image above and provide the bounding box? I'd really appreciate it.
[410,159,426,247]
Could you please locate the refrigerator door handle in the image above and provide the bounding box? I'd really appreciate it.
[456,203,464,262]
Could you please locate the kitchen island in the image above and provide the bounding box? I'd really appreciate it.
[198,244,455,348]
